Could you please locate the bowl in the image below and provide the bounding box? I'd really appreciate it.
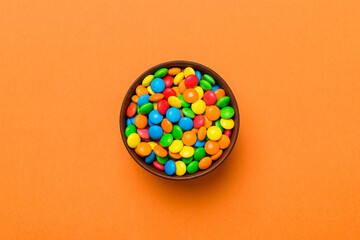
[120,60,240,180]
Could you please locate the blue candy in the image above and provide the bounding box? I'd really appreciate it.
[150,78,166,93]
[194,138,206,147]
[148,125,163,139]
[137,94,150,107]
[145,151,156,164]
[195,70,202,81]
[126,118,132,126]
[166,107,181,123]
[164,160,176,175]
[130,115,137,125]
[149,109,163,125]
[212,85,220,92]
[148,120,156,126]
[178,117,193,131]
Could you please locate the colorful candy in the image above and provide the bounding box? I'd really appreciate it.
[125,66,236,176]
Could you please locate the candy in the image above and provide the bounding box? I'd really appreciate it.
[148,110,163,124]
[175,161,186,176]
[217,96,230,108]
[182,131,197,146]
[142,75,154,86]
[183,89,199,103]
[126,103,137,117]
[191,100,206,114]
[179,117,193,131]
[184,75,199,88]
[166,107,181,123]
[220,118,234,130]
[165,160,176,175]
[187,161,199,174]
[127,133,141,148]
[157,99,170,115]
[124,66,236,176]
[207,126,222,141]
[125,125,137,137]
[168,96,182,108]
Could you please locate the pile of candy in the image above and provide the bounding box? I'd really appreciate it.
[125,66,235,176]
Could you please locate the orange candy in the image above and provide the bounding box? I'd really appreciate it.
[136,85,148,96]
[218,135,230,149]
[183,89,199,103]
[205,140,220,155]
[135,142,152,157]
[191,128,199,134]
[168,67,181,76]
[172,87,181,96]
[199,157,212,170]
[134,114,148,128]
[153,145,167,157]
[204,116,213,128]
[149,93,164,102]
[214,89,225,100]
[182,131,197,146]
[131,95,139,103]
[178,80,187,93]
[211,149,223,161]
[169,151,182,159]
[161,118,173,133]
[205,105,221,121]
[198,126,207,141]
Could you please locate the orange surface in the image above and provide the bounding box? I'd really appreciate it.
[1,0,360,239]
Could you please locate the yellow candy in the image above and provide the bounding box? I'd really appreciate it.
[191,99,206,115]
[153,102,158,110]
[142,75,154,87]
[169,140,183,153]
[168,96,182,108]
[148,141,158,149]
[173,72,184,85]
[195,86,204,99]
[127,133,141,148]
[180,146,194,158]
[147,86,155,95]
[220,118,235,130]
[184,67,195,77]
[175,161,186,176]
[206,126,222,141]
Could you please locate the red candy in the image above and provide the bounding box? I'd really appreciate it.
[184,75,198,88]
[162,88,177,100]
[224,129,232,137]
[153,160,165,171]
[137,128,150,140]
[163,75,174,88]
[203,91,217,105]
[157,99,170,115]
[193,115,205,128]
[126,103,137,117]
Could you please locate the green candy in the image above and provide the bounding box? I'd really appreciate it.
[139,102,153,114]
[216,96,230,108]
[156,155,168,165]
[194,147,206,161]
[199,80,212,91]
[160,133,173,147]
[205,136,210,141]
[220,106,235,119]
[125,125,137,137]
[215,119,224,132]
[182,157,193,164]
[179,95,191,108]
[182,108,195,118]
[187,161,199,174]
[154,68,168,78]
[172,125,183,140]
[203,74,216,86]
[137,105,140,114]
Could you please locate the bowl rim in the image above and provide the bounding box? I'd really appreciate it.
[119,60,240,180]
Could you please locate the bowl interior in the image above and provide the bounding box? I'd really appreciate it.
[120,60,239,180]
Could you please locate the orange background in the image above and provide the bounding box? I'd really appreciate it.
[1,0,360,239]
